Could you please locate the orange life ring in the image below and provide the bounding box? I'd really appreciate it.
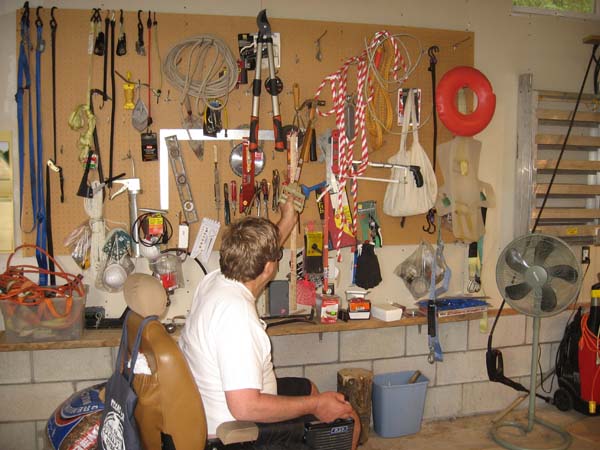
[436,66,496,137]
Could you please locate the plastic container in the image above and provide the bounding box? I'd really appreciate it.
[372,371,429,437]
[0,289,86,343]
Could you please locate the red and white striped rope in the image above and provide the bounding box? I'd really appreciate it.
[314,30,406,258]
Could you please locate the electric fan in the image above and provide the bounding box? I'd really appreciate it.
[491,233,582,450]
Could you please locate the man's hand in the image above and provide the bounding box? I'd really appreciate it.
[313,392,354,423]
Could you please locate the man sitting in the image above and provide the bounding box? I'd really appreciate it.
[179,199,360,449]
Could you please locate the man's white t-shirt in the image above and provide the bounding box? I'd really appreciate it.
[179,270,277,434]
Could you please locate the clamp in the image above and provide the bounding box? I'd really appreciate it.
[249,10,285,153]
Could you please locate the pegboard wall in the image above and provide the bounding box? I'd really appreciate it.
[16,7,473,253]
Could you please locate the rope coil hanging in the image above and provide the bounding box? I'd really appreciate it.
[314,30,420,256]
[163,35,238,113]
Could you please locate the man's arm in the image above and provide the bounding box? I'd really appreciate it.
[276,194,298,245]
[225,388,354,424]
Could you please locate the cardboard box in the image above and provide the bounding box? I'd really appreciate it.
[318,295,339,324]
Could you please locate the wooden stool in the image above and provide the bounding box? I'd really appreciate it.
[337,368,373,444]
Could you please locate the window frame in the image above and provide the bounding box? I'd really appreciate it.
[511,0,600,21]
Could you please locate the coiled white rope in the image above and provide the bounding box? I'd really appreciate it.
[163,34,238,113]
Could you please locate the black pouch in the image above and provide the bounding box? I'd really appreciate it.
[355,243,382,289]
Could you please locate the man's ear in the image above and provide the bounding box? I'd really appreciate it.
[263,260,278,278]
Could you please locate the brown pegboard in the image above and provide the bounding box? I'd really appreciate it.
[16,8,473,254]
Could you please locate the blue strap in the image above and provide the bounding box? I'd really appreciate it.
[35,22,48,286]
[16,19,36,233]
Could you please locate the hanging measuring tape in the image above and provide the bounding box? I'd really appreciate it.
[436,66,496,137]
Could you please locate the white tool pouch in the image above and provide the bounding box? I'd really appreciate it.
[383,89,437,217]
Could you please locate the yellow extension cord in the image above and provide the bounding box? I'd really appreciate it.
[366,40,394,151]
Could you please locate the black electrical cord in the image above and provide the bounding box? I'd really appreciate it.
[487,43,599,401]
[131,212,174,246]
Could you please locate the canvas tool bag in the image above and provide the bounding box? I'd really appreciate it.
[98,312,156,450]
[383,89,437,217]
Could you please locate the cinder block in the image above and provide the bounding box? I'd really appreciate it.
[0,351,31,384]
[406,321,468,356]
[271,333,339,366]
[373,356,435,387]
[423,384,462,419]
[462,380,520,415]
[274,366,304,379]
[37,419,52,450]
[405,324,429,356]
[526,311,572,344]
[0,382,74,422]
[498,346,535,378]
[436,350,488,385]
[340,328,404,361]
[33,348,113,382]
[438,321,468,352]
[304,361,372,393]
[468,314,526,350]
[0,421,37,450]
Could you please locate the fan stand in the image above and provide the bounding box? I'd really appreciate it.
[491,314,572,450]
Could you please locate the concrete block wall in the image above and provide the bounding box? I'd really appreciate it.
[0,310,572,450]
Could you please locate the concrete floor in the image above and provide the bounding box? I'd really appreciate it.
[362,406,600,450]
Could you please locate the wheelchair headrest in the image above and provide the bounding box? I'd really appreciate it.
[123,273,168,318]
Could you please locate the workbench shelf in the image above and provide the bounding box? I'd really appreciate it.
[0,308,518,352]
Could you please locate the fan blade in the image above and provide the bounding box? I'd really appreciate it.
[547,264,579,283]
[534,239,555,266]
[541,285,558,312]
[505,282,532,300]
[506,248,529,274]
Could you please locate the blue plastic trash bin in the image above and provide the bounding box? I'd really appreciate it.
[372,371,429,438]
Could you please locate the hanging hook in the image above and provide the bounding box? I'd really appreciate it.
[427,45,439,65]
[22,1,30,22]
[90,8,100,22]
[422,208,436,234]
[35,6,42,27]
[50,6,57,29]
[119,9,124,25]
[137,10,143,25]
[147,10,152,29]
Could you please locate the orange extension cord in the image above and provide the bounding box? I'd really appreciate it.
[0,244,85,329]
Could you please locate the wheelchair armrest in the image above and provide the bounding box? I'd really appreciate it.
[216,421,259,445]
[216,419,307,446]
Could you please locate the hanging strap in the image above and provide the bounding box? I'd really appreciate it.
[108,12,116,188]
[16,4,37,234]
[35,11,48,286]
[49,7,63,204]
[115,312,158,383]
[102,11,109,103]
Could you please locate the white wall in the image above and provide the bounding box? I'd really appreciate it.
[0,0,598,314]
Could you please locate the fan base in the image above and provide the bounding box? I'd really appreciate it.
[491,415,572,450]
